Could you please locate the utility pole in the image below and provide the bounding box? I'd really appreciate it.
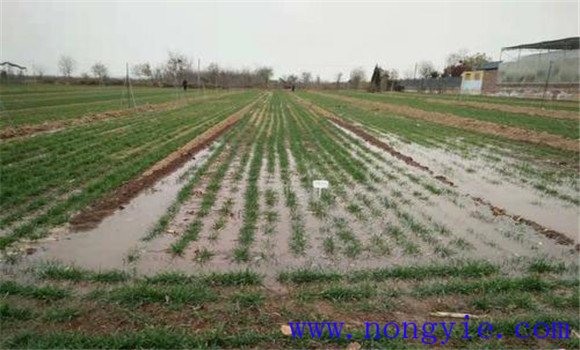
[124,62,136,108]
[197,58,201,88]
[541,60,553,109]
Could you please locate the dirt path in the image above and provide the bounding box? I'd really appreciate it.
[1,92,241,140]
[293,94,578,249]
[425,97,580,120]
[315,92,579,152]
[69,95,264,230]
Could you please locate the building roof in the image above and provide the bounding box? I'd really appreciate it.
[476,61,501,71]
[502,37,579,51]
[0,61,27,70]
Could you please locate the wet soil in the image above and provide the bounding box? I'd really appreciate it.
[68,99,258,230]
[294,95,578,249]
[316,92,579,152]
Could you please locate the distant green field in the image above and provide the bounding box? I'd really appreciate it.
[332,90,579,140]
[0,84,199,126]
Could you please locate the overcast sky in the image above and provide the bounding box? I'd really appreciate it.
[2,1,578,80]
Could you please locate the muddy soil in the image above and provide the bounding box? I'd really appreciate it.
[21,148,214,270]
[6,93,577,279]
[315,92,579,152]
[294,94,578,248]
[378,136,579,239]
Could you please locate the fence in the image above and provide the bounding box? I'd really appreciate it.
[398,77,461,93]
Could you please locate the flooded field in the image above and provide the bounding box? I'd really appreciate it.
[1,86,578,349]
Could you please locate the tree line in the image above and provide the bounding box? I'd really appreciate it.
[3,48,491,90]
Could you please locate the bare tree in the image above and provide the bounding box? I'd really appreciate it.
[207,63,220,88]
[165,52,192,84]
[132,63,152,80]
[336,72,343,89]
[255,67,273,88]
[388,69,399,80]
[91,62,108,82]
[31,64,45,78]
[301,72,312,87]
[58,55,76,78]
[286,74,298,85]
[349,68,366,89]
[315,75,321,88]
[417,61,436,79]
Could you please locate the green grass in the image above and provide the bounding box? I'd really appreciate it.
[414,276,562,297]
[0,281,70,301]
[35,263,129,283]
[144,270,262,286]
[297,90,577,189]
[527,258,567,274]
[42,307,81,322]
[0,84,216,127]
[336,90,579,139]
[1,91,260,250]
[229,291,264,307]
[0,302,33,321]
[100,284,217,307]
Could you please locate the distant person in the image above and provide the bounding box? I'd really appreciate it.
[291,84,295,92]
[182,79,188,91]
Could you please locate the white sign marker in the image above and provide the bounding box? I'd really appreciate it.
[313,180,329,197]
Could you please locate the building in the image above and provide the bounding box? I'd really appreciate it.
[497,37,579,100]
[460,61,500,95]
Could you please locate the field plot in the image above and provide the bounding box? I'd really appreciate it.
[0,87,578,348]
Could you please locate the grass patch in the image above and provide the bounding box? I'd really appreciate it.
[0,302,33,321]
[36,263,128,283]
[528,258,567,274]
[43,307,81,322]
[230,291,264,307]
[0,281,70,301]
[278,269,342,284]
[102,284,217,307]
[320,284,375,301]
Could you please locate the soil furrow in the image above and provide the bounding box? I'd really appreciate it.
[68,95,263,230]
[294,94,578,249]
[314,91,579,152]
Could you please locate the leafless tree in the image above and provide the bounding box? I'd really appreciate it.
[286,74,298,85]
[132,63,152,80]
[207,63,220,88]
[58,55,76,78]
[301,72,312,87]
[418,61,436,79]
[91,62,109,82]
[165,52,192,84]
[349,67,366,89]
[336,72,343,89]
[388,69,399,80]
[255,67,273,88]
[31,64,45,78]
[315,75,321,88]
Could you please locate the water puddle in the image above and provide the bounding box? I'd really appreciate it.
[22,147,215,270]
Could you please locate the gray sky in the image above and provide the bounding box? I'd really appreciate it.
[2,1,578,80]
